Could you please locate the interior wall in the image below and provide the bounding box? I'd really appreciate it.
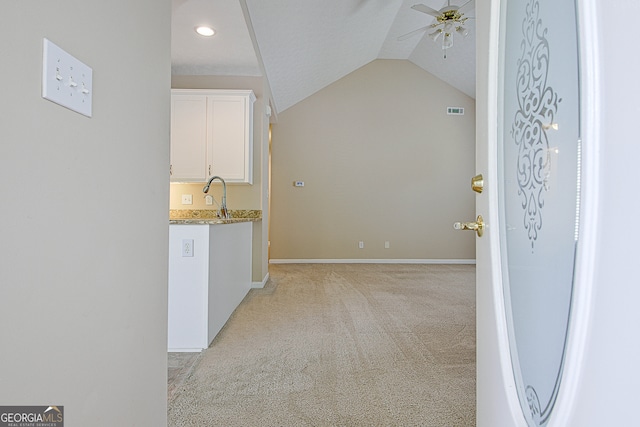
[270,59,476,261]
[0,2,171,425]
[170,75,270,283]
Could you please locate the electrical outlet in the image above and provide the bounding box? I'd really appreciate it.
[293,181,305,187]
[181,239,194,257]
[358,241,364,249]
[205,195,213,205]
[181,194,193,205]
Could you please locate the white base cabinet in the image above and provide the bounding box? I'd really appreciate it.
[168,222,252,351]
[170,89,255,184]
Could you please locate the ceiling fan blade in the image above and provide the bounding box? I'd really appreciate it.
[397,25,430,41]
[411,4,441,17]
[458,0,475,15]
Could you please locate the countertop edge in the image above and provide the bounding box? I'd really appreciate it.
[170,218,260,225]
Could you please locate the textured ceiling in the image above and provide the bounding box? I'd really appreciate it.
[171,0,476,114]
[171,0,260,76]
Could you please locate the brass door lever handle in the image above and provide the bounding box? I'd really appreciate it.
[453,215,484,237]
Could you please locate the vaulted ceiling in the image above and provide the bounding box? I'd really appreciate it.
[171,0,476,115]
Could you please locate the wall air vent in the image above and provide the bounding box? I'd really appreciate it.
[447,107,464,115]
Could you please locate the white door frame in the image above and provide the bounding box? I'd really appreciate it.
[475,0,526,424]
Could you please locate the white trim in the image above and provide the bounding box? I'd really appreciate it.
[494,0,528,421]
[168,348,202,353]
[550,0,601,425]
[269,259,476,265]
[478,0,528,425]
[251,272,270,288]
[171,88,256,102]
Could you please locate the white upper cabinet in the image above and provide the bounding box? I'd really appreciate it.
[170,95,208,181]
[170,89,255,184]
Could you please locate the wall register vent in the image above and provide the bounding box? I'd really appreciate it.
[447,107,464,115]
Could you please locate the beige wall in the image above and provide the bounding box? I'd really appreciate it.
[270,59,476,261]
[171,75,270,283]
[0,2,170,425]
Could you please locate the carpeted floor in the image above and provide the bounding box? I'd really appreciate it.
[168,263,476,426]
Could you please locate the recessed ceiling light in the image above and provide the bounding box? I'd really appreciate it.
[195,26,215,37]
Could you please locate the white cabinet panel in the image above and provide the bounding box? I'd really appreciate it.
[167,225,210,351]
[207,222,252,345]
[168,223,253,351]
[170,89,255,184]
[208,95,253,183]
[170,96,208,181]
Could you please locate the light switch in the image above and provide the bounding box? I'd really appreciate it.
[42,38,93,117]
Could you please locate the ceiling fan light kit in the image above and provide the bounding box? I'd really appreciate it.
[442,32,454,49]
[456,26,470,38]
[404,0,475,58]
[428,28,443,41]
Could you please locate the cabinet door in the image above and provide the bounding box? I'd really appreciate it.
[170,95,207,182]
[207,95,253,184]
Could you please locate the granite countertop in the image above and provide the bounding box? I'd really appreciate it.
[170,209,261,225]
[170,217,260,225]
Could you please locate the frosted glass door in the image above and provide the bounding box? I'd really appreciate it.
[497,0,581,425]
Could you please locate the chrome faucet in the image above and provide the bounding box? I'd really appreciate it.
[203,176,230,219]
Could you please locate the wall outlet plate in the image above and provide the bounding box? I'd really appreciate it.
[42,38,93,117]
[181,239,194,257]
[181,194,193,205]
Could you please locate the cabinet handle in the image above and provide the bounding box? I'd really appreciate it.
[209,165,211,175]
[170,165,172,176]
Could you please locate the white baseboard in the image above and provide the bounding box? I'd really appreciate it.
[269,259,476,265]
[252,272,270,288]
[168,348,202,353]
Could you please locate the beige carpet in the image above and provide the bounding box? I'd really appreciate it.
[168,263,476,426]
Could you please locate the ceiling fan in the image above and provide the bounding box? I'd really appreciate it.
[399,0,475,55]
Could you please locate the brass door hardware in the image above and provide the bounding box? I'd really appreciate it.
[471,174,484,193]
[454,215,484,237]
